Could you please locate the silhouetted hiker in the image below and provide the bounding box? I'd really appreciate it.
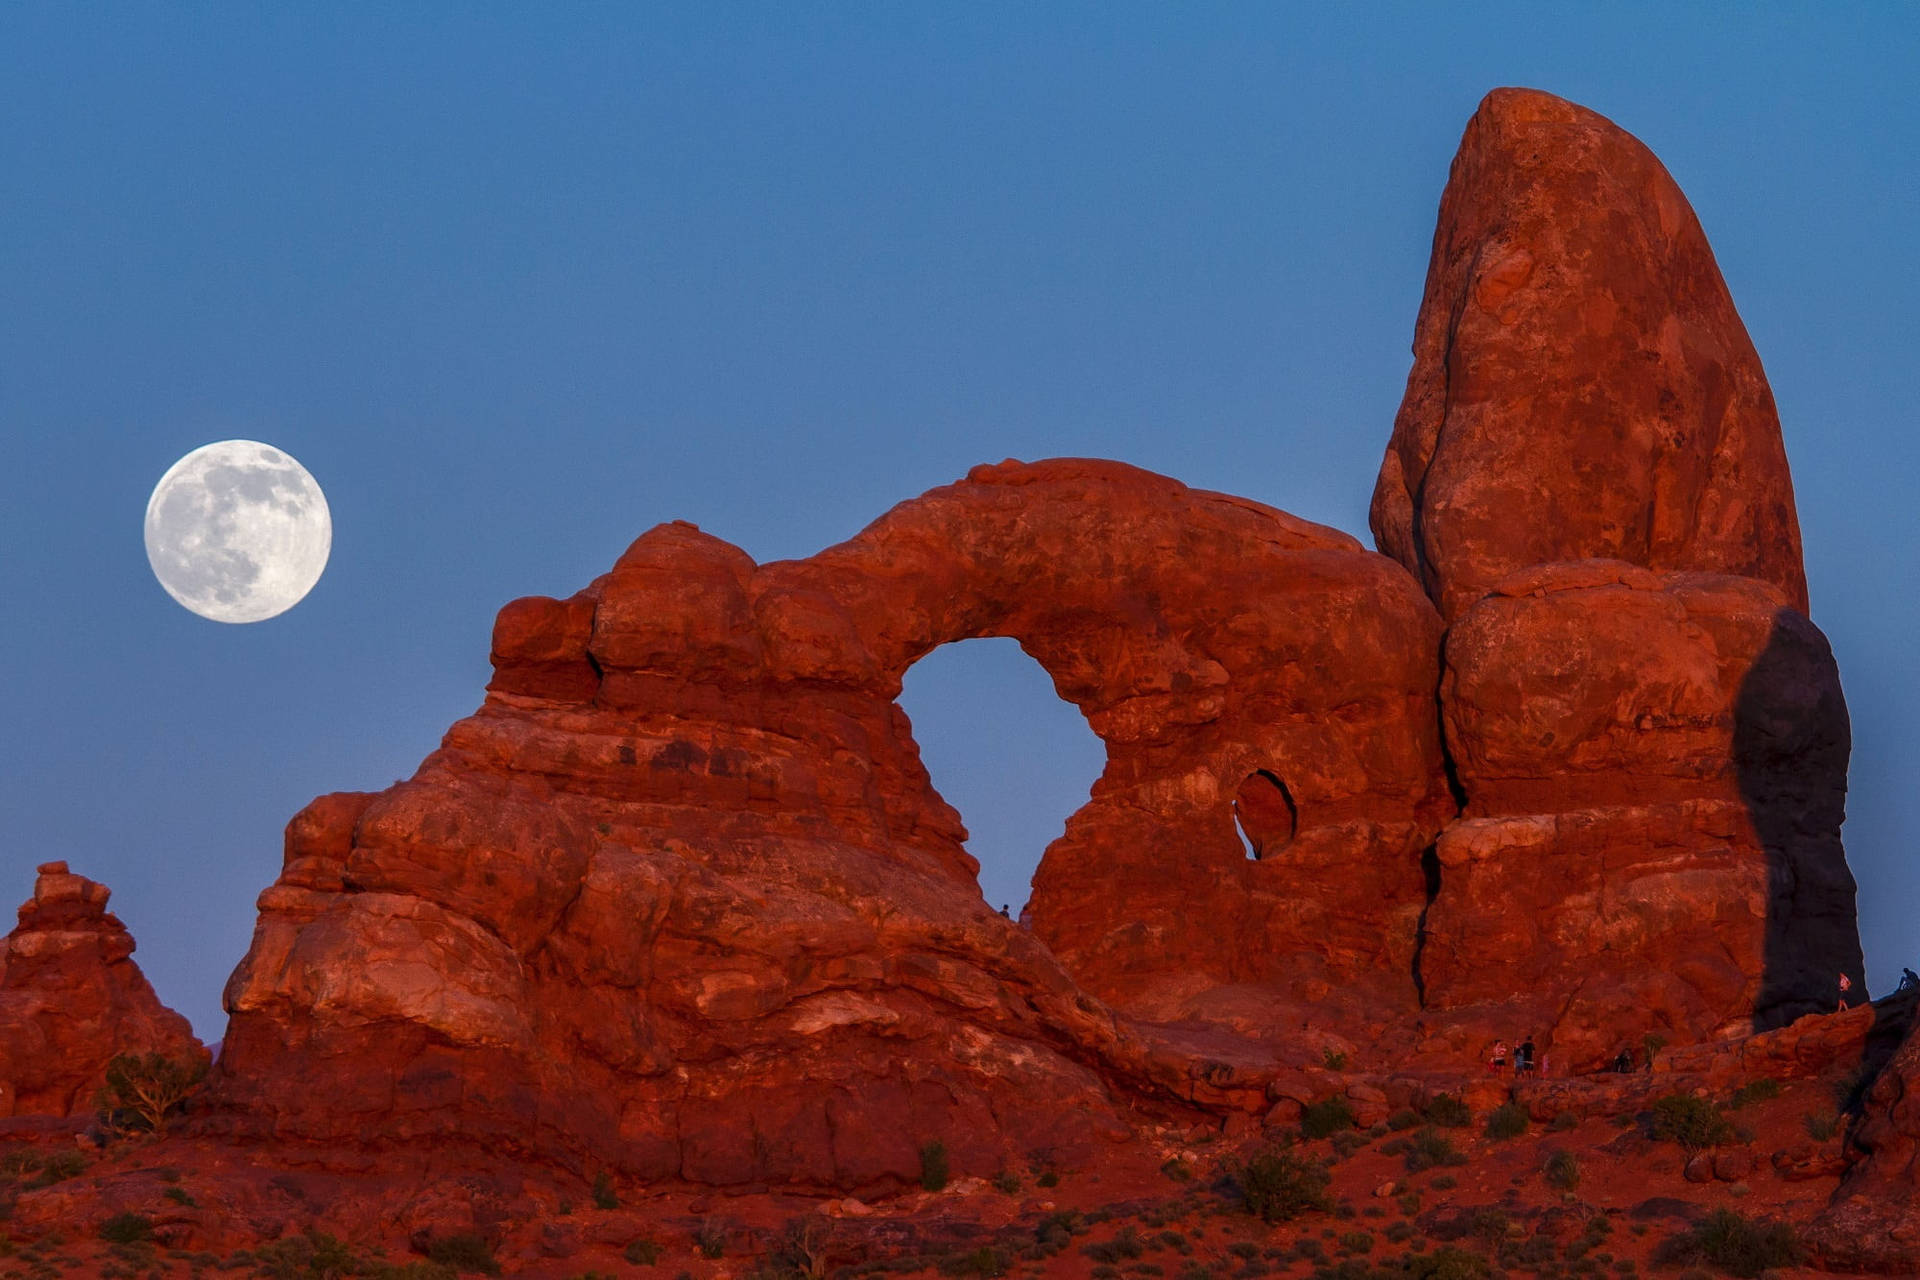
[1838,971,1854,1011]
[1489,1040,1508,1074]
[998,903,1011,919]
[1517,1037,1536,1075]
[1899,967,1919,993]
[1612,1048,1633,1074]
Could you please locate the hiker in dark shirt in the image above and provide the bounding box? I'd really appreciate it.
[1612,1048,1633,1074]
[1516,1036,1536,1075]
[1899,967,1919,993]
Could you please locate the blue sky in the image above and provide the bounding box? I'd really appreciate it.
[2,4,1915,1037]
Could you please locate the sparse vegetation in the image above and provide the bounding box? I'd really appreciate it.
[623,1239,660,1266]
[591,1170,619,1210]
[1804,1109,1841,1141]
[1651,1209,1802,1279]
[1423,1093,1472,1128]
[94,1051,208,1135]
[1158,1157,1192,1183]
[991,1168,1021,1193]
[1322,1048,1350,1071]
[1550,1110,1579,1132]
[1544,1150,1581,1191]
[1392,1127,1469,1173]
[97,1214,154,1244]
[1649,1094,1732,1152]
[422,1233,500,1276]
[1387,1108,1422,1131]
[694,1220,728,1259]
[919,1140,950,1192]
[1728,1078,1781,1109]
[1485,1103,1530,1140]
[1232,1145,1332,1223]
[1301,1096,1356,1139]
[1081,1228,1145,1264]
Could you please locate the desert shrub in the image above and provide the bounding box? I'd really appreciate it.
[919,1140,950,1192]
[623,1239,660,1266]
[1402,1128,1469,1173]
[1157,1156,1192,1183]
[1157,1230,1192,1255]
[1386,1221,1414,1244]
[1544,1150,1581,1191]
[1322,1048,1350,1071]
[164,1186,196,1206]
[991,1168,1021,1193]
[1642,1033,1668,1063]
[1337,1231,1374,1255]
[590,1171,618,1210]
[693,1220,728,1259]
[935,1245,1009,1276]
[423,1234,500,1276]
[1649,1095,1732,1152]
[1081,1228,1144,1264]
[1331,1130,1370,1157]
[1387,1108,1422,1131]
[1301,1097,1356,1139]
[1430,1174,1458,1190]
[1551,1111,1579,1132]
[1423,1094,1472,1128]
[95,1051,207,1135]
[1035,1169,1059,1188]
[1728,1079,1781,1110]
[1232,1146,1331,1223]
[97,1214,154,1244]
[251,1229,371,1279]
[1396,1247,1493,1280]
[1485,1103,1530,1141]
[1650,1209,1802,1279]
[1804,1109,1841,1141]
[1397,1191,1421,1216]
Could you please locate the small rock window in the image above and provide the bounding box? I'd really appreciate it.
[1234,770,1297,861]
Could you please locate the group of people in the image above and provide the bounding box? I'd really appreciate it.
[1487,1036,1544,1077]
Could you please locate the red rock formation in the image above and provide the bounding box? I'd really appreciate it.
[0,862,206,1118]
[1371,88,1807,622]
[1811,1003,1920,1270]
[212,459,1453,1188]
[1421,561,1860,1064]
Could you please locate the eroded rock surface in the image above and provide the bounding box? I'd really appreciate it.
[212,460,1453,1189]
[0,863,206,1118]
[1371,87,1808,622]
[1423,560,1859,1065]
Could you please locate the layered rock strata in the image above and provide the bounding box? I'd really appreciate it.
[0,862,206,1118]
[213,460,1454,1188]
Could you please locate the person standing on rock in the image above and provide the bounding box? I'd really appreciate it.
[1612,1047,1633,1073]
[1517,1037,1535,1075]
[1838,972,1853,1011]
[1489,1040,1508,1074]
[1899,967,1919,993]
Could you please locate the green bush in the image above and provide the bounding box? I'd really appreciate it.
[1544,1150,1581,1191]
[252,1229,383,1280]
[1423,1094,1472,1128]
[1550,1110,1579,1132]
[1081,1228,1144,1264]
[936,1245,1009,1277]
[1322,1048,1350,1071]
[623,1239,659,1266]
[1301,1097,1356,1139]
[1233,1146,1332,1223]
[423,1234,500,1276]
[1158,1157,1191,1183]
[1035,1169,1059,1188]
[1485,1103,1530,1141]
[1387,1108,1422,1131]
[1728,1079,1781,1110]
[1651,1209,1802,1279]
[991,1168,1021,1193]
[97,1214,154,1244]
[919,1140,950,1192]
[1396,1247,1493,1280]
[94,1051,208,1136]
[1402,1128,1469,1173]
[1337,1231,1374,1255]
[1649,1095,1733,1152]
[1804,1110,1840,1141]
[693,1220,727,1259]
[589,1171,618,1211]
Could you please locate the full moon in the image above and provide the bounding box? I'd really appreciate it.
[144,440,332,623]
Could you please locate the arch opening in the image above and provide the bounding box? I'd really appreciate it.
[1234,769,1298,861]
[897,637,1106,917]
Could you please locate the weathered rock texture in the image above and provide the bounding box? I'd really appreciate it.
[1812,1005,1920,1270]
[0,862,205,1118]
[1422,560,1859,1063]
[1373,88,1860,1070]
[212,460,1454,1188]
[1371,87,1808,623]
